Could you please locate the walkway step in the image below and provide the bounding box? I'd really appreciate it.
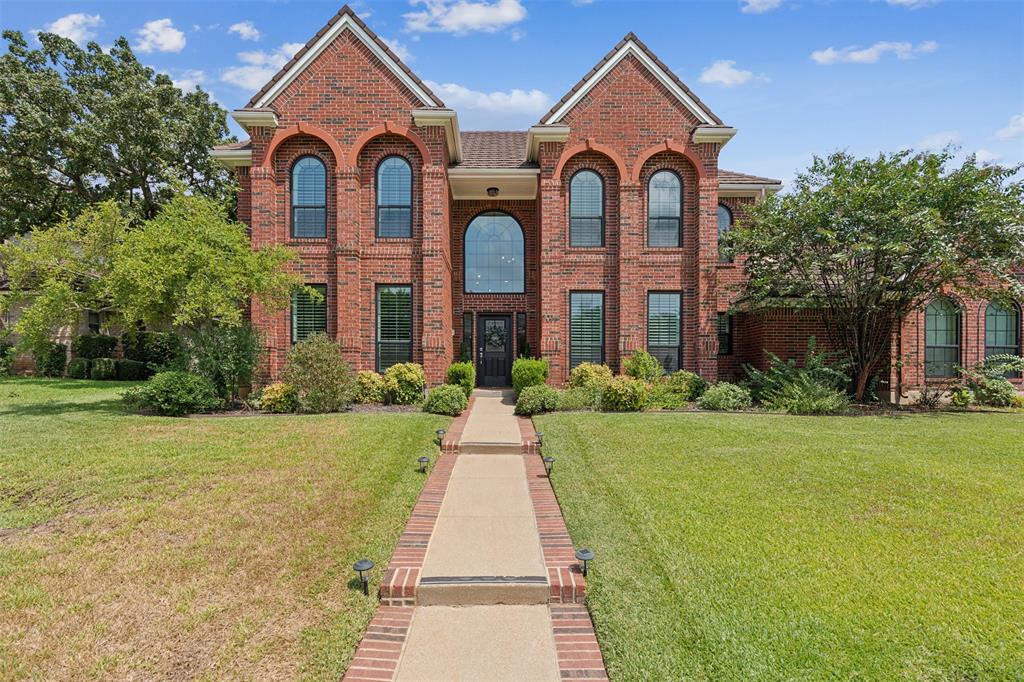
[417,576,550,606]
[457,441,523,455]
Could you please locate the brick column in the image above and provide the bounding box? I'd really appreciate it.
[249,165,289,379]
[539,176,567,384]
[335,165,363,369]
[696,175,719,379]
[617,180,644,362]
[420,164,452,385]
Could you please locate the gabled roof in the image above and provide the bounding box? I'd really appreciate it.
[458,132,535,169]
[541,32,723,127]
[719,169,781,185]
[245,4,444,110]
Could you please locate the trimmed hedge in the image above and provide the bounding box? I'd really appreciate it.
[89,357,116,380]
[258,382,299,413]
[67,357,91,379]
[423,384,469,416]
[445,361,476,398]
[512,357,548,396]
[697,382,752,411]
[34,343,66,377]
[514,384,560,416]
[72,334,118,360]
[355,370,387,404]
[115,359,147,381]
[0,341,14,375]
[121,331,185,374]
[567,362,613,391]
[384,363,427,405]
[599,376,650,411]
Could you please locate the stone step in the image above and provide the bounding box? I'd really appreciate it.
[416,575,550,606]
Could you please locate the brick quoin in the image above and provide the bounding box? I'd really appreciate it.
[219,6,1022,400]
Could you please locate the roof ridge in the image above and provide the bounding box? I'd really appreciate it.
[243,5,444,109]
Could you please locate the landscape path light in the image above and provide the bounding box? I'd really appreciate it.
[575,548,594,577]
[353,558,374,595]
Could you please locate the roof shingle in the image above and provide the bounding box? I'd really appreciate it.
[456,131,533,169]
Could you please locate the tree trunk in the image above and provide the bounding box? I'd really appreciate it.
[854,362,873,402]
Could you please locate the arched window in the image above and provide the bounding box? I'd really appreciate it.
[464,212,524,294]
[569,169,604,247]
[986,301,1021,360]
[648,170,681,247]
[376,156,412,238]
[291,156,326,238]
[717,204,733,263]
[925,298,960,377]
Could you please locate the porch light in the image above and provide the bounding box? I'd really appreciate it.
[353,558,375,595]
[418,455,430,473]
[543,456,555,476]
[486,186,499,197]
[575,548,594,577]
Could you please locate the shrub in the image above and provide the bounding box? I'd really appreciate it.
[959,355,1024,407]
[115,359,147,381]
[600,376,650,412]
[187,323,262,403]
[257,382,299,413]
[34,343,66,377]
[67,357,91,379]
[665,370,709,401]
[122,330,186,374]
[512,357,549,395]
[648,381,688,410]
[89,357,116,380]
[948,384,975,409]
[122,371,220,416]
[355,371,387,404]
[697,382,752,411]
[568,362,613,391]
[745,337,849,401]
[624,349,664,382]
[514,384,560,416]
[761,375,849,415]
[72,334,118,359]
[446,361,476,398]
[556,387,598,411]
[1011,395,1024,409]
[0,340,14,375]
[384,363,427,405]
[916,386,943,409]
[971,377,1017,407]
[281,333,355,413]
[423,384,469,416]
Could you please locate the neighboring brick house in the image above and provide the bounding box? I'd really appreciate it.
[213,5,1022,401]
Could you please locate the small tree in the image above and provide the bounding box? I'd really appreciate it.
[731,150,1024,400]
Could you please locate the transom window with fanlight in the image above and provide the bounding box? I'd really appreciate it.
[291,156,327,238]
[464,211,525,294]
[376,156,413,238]
[569,169,604,247]
[647,170,682,247]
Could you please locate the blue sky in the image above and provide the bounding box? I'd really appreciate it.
[4,0,1023,183]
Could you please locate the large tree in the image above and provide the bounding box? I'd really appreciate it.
[0,30,233,238]
[0,192,302,355]
[731,150,1024,400]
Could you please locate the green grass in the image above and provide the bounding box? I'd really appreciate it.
[0,377,447,680]
[535,411,1024,681]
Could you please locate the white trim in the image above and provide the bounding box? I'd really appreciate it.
[231,109,279,129]
[543,40,715,125]
[447,168,540,178]
[211,149,252,168]
[447,168,539,200]
[251,14,436,109]
[692,126,737,147]
[719,182,782,199]
[525,124,571,161]
[412,108,462,163]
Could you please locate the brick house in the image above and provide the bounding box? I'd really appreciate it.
[213,5,1022,400]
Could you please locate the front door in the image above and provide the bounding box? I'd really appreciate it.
[477,315,512,387]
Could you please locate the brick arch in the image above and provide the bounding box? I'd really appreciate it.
[347,122,433,168]
[553,139,627,181]
[631,140,706,183]
[262,123,343,170]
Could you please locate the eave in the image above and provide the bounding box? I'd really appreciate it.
[412,108,462,163]
[447,167,539,200]
[525,124,571,162]
[211,149,253,168]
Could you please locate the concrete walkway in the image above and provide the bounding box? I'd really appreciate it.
[344,389,606,682]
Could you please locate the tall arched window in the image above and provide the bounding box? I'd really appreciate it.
[291,156,326,238]
[986,301,1021,360]
[925,297,960,377]
[570,169,604,247]
[717,204,733,263]
[376,156,412,238]
[648,170,681,247]
[464,212,524,294]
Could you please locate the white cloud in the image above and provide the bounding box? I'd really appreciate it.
[134,19,186,53]
[404,0,527,35]
[425,80,549,114]
[382,37,414,62]
[170,69,207,91]
[740,0,782,14]
[811,40,937,65]
[221,43,303,91]
[886,0,939,8]
[699,60,755,87]
[995,113,1024,141]
[38,13,102,45]
[973,149,1001,165]
[228,21,261,41]
[918,130,961,150]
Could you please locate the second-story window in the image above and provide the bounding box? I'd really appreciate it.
[648,170,681,247]
[717,204,734,263]
[291,156,327,238]
[376,156,413,238]
[569,169,604,247]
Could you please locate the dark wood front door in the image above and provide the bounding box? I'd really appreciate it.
[477,315,512,387]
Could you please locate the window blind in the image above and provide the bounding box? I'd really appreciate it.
[570,292,604,368]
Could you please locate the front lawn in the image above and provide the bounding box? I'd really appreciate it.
[0,378,446,680]
[536,411,1024,680]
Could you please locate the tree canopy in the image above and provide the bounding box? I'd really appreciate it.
[0,192,303,355]
[730,150,1024,400]
[0,30,233,239]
